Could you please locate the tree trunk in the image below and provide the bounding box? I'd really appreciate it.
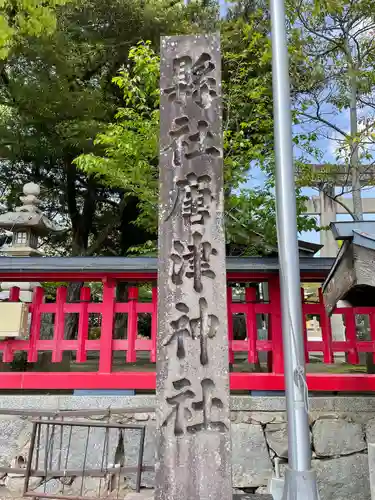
[349,70,363,220]
[65,282,84,340]
[64,160,98,342]
[114,282,128,339]
[348,60,374,372]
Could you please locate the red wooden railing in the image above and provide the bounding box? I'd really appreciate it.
[0,271,375,392]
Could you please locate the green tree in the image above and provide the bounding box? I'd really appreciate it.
[0,0,219,344]
[0,0,217,258]
[76,12,317,254]
[0,0,72,60]
[0,0,317,261]
[291,0,375,221]
[289,0,375,373]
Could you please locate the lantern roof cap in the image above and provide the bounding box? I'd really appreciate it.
[0,182,64,235]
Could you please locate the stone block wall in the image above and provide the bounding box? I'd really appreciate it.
[0,396,372,499]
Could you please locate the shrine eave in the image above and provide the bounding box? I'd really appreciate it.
[0,256,335,279]
[322,221,375,314]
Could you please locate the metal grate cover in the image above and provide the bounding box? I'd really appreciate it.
[23,419,147,500]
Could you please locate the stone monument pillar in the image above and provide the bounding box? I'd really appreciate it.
[319,187,338,258]
[317,188,346,343]
[0,182,63,301]
[156,34,232,500]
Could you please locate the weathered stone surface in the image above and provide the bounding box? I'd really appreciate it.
[236,411,287,425]
[8,454,27,475]
[231,423,272,488]
[66,477,104,495]
[265,423,312,459]
[313,454,370,500]
[124,491,155,500]
[5,475,42,495]
[255,486,269,494]
[346,412,375,425]
[35,479,62,495]
[366,417,375,443]
[233,496,272,500]
[156,34,231,500]
[235,412,251,423]
[313,419,365,457]
[134,413,149,422]
[1,396,375,500]
[231,412,239,422]
[368,443,375,500]
[265,423,288,458]
[30,421,150,492]
[0,394,375,415]
[250,412,285,425]
[65,476,131,497]
[0,486,11,499]
[121,493,273,500]
[0,416,31,467]
[124,423,156,489]
[233,489,247,495]
[309,412,342,423]
[36,424,120,471]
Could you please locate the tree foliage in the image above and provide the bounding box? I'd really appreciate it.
[0,0,72,60]
[76,9,317,254]
[0,0,218,258]
[76,41,160,233]
[290,0,375,220]
[0,0,319,258]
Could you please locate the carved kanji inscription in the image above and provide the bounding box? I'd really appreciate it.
[157,34,231,500]
[178,173,214,225]
[163,298,218,366]
[165,172,214,225]
[164,117,220,168]
[163,378,195,436]
[163,53,218,109]
[170,233,217,293]
[163,378,227,436]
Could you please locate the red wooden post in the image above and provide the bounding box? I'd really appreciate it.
[28,287,44,363]
[126,287,138,363]
[52,287,67,363]
[245,287,258,364]
[300,287,309,364]
[268,276,284,373]
[227,287,234,364]
[151,287,157,363]
[318,288,334,364]
[1,342,14,363]
[99,278,115,373]
[9,286,20,302]
[343,308,360,364]
[370,311,375,364]
[4,267,375,392]
[76,286,91,363]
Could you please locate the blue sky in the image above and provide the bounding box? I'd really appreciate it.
[220,0,228,16]
[245,112,375,245]
[219,0,375,246]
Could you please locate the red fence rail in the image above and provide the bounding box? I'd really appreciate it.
[0,271,375,392]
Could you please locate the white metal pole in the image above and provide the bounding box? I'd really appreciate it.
[269,0,320,498]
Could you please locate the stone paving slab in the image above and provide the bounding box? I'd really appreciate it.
[0,490,273,500]
[233,495,273,500]
[124,492,272,500]
[124,491,155,500]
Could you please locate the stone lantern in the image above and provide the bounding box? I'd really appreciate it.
[0,182,64,301]
[0,182,63,256]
